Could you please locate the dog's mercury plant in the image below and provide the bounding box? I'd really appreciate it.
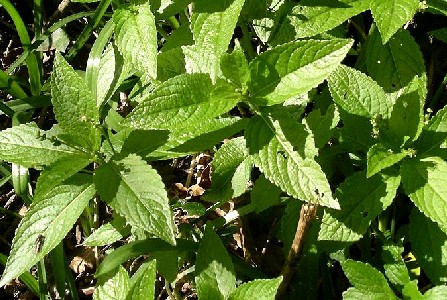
[0,0,446,298]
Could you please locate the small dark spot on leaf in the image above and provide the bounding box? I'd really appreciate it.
[278,151,287,159]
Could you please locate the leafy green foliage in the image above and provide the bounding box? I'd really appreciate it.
[318,171,400,243]
[409,209,447,284]
[402,157,447,234]
[1,0,447,299]
[51,53,101,150]
[0,175,95,286]
[195,225,236,300]
[124,73,240,130]
[126,260,157,300]
[182,0,245,82]
[204,137,251,202]
[113,2,157,82]
[340,259,398,299]
[248,39,353,105]
[94,266,130,300]
[365,28,426,93]
[0,123,92,169]
[370,0,419,43]
[272,0,370,43]
[228,277,283,300]
[328,65,393,118]
[95,154,176,245]
[366,144,407,178]
[246,113,339,209]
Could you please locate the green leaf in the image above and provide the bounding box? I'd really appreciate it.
[423,285,447,299]
[95,154,176,245]
[416,104,447,155]
[304,104,340,149]
[195,225,236,300]
[84,215,130,247]
[160,23,193,52]
[401,157,447,235]
[84,223,125,247]
[338,112,376,151]
[96,42,130,106]
[246,114,339,209]
[149,117,248,160]
[228,277,282,300]
[182,0,245,82]
[126,260,156,300]
[318,171,400,243]
[204,137,251,202]
[94,266,130,300]
[220,45,250,90]
[272,0,370,42]
[158,0,191,16]
[37,27,70,52]
[0,123,92,169]
[366,28,426,93]
[366,144,408,178]
[382,244,411,289]
[251,175,282,213]
[124,74,241,130]
[328,65,393,118]
[34,156,92,199]
[0,175,95,287]
[113,2,157,82]
[370,0,419,43]
[402,281,423,299]
[430,27,447,44]
[95,239,198,277]
[51,52,100,150]
[111,129,169,158]
[248,39,352,106]
[157,47,186,82]
[409,208,447,285]
[384,77,425,147]
[150,251,178,282]
[340,259,398,300]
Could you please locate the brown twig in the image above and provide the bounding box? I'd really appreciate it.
[48,0,71,24]
[276,203,318,299]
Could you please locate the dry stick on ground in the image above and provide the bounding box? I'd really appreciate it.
[276,202,319,299]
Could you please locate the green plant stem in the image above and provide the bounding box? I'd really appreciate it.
[66,0,113,60]
[33,0,44,85]
[378,213,388,233]
[96,239,198,277]
[167,16,180,30]
[0,70,28,99]
[49,243,66,299]
[7,12,95,74]
[0,101,15,118]
[390,206,396,241]
[50,242,79,300]
[0,0,42,95]
[276,203,318,299]
[0,206,21,219]
[37,259,49,300]
[165,280,180,300]
[33,0,44,35]
[428,72,447,110]
[85,19,115,99]
[240,23,256,60]
[156,23,170,40]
